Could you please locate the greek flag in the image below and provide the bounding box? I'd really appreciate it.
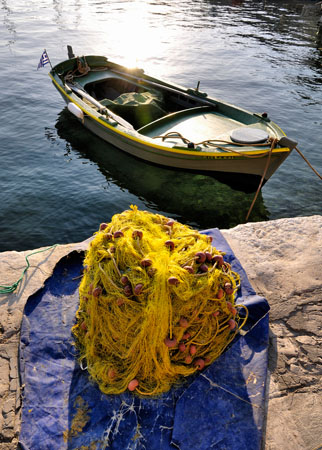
[37,50,50,69]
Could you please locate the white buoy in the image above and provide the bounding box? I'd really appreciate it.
[67,102,84,121]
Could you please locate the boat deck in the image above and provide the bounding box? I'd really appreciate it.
[138,107,273,151]
[139,107,238,140]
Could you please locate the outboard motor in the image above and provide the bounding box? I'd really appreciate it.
[67,45,75,59]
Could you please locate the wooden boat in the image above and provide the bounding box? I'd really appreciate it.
[49,47,297,184]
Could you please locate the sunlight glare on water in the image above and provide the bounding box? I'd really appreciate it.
[78,1,164,68]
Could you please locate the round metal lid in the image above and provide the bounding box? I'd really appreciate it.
[230,127,269,144]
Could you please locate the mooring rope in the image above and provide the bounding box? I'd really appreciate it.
[245,139,276,221]
[153,131,322,221]
[295,146,322,181]
[0,244,59,295]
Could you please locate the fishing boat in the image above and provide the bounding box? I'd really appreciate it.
[49,46,297,184]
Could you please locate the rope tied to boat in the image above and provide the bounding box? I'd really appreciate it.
[246,141,322,221]
[153,131,322,221]
[73,206,248,396]
[64,56,107,84]
[64,56,90,83]
[245,138,276,221]
[153,131,278,158]
[294,147,322,181]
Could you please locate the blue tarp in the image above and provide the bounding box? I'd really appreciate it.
[19,229,269,450]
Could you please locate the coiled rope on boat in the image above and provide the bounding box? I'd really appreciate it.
[64,56,107,83]
[73,206,248,396]
[153,131,278,157]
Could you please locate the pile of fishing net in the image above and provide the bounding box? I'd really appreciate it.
[73,206,248,396]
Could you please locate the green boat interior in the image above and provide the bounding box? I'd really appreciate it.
[81,77,260,147]
[83,76,212,130]
[56,55,274,145]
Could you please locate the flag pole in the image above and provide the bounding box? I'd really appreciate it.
[45,49,53,69]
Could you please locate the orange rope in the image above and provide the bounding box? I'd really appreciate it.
[295,147,322,181]
[245,139,277,222]
[153,132,277,159]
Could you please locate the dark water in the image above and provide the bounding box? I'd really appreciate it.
[1,0,321,252]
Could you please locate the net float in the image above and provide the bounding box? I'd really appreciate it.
[168,276,179,286]
[212,254,224,266]
[128,379,139,391]
[195,252,206,263]
[134,283,143,295]
[114,230,124,238]
[165,240,175,251]
[199,263,208,273]
[124,285,133,297]
[216,288,224,299]
[189,345,197,355]
[224,282,234,295]
[164,336,177,348]
[141,258,152,267]
[178,343,186,352]
[93,286,102,297]
[120,275,129,285]
[205,251,213,261]
[132,230,143,239]
[194,358,205,370]
[179,317,189,328]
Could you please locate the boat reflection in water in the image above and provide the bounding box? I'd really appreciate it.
[55,109,269,230]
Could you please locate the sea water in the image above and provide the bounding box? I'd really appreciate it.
[0,0,321,251]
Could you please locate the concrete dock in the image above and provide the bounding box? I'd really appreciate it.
[0,215,321,449]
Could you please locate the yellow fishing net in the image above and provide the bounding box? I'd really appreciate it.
[73,206,248,396]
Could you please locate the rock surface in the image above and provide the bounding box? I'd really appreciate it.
[0,216,321,449]
[222,215,322,450]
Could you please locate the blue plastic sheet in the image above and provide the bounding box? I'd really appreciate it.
[19,229,269,449]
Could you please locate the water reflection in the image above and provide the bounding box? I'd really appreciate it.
[1,0,16,48]
[54,109,269,229]
[52,0,82,29]
[201,0,319,45]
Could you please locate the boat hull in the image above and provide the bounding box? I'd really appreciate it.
[80,112,289,180]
